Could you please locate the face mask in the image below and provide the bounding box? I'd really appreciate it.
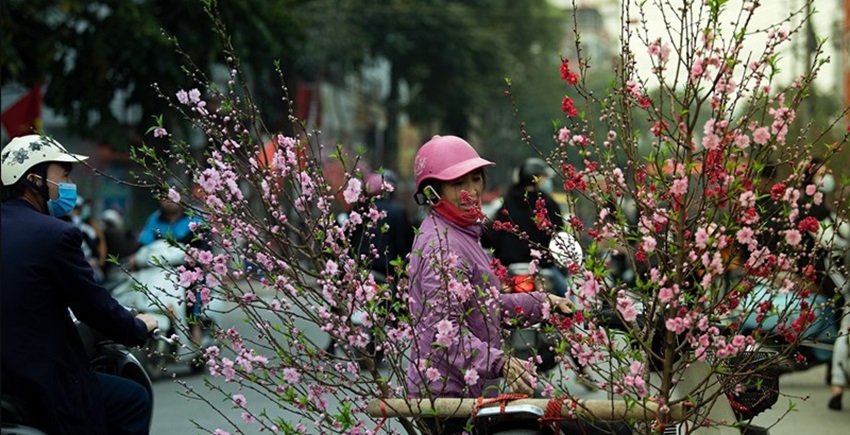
[539,178,554,194]
[39,178,78,218]
[818,174,836,193]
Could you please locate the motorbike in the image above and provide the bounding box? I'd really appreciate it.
[108,239,219,379]
[0,317,173,435]
[504,263,560,373]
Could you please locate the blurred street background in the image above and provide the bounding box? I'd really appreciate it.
[3,0,848,230]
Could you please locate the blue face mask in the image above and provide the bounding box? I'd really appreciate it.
[42,179,78,218]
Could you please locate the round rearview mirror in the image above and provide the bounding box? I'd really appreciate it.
[549,232,583,268]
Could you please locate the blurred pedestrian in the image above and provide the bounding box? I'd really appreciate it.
[100,208,139,282]
[69,196,107,282]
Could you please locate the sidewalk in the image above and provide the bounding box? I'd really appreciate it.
[752,364,850,434]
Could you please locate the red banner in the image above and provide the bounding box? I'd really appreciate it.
[2,85,42,138]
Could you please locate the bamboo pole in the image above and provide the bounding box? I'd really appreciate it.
[366,398,685,421]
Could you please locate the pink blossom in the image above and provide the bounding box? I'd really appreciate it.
[736,227,755,245]
[558,127,571,143]
[283,367,300,383]
[176,90,189,104]
[241,411,255,424]
[665,316,691,334]
[464,369,480,386]
[579,271,600,300]
[188,88,201,103]
[695,227,710,249]
[670,177,688,196]
[196,250,214,264]
[641,236,657,253]
[752,127,770,145]
[658,286,675,304]
[805,184,817,196]
[785,229,802,246]
[734,132,750,149]
[616,297,637,322]
[425,367,442,382]
[701,133,720,151]
[213,430,231,435]
[691,59,704,80]
[324,260,339,276]
[153,127,168,138]
[343,178,362,204]
[738,191,756,208]
[232,394,247,407]
[434,319,456,347]
[167,187,181,203]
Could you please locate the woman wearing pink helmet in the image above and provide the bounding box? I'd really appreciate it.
[404,135,573,433]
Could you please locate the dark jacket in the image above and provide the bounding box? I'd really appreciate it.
[1,199,148,435]
[483,187,562,268]
[351,197,414,278]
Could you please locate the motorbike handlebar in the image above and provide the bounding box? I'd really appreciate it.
[151,328,177,346]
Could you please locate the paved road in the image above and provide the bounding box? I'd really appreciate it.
[150,292,850,434]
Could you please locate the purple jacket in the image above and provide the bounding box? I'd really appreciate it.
[405,212,547,398]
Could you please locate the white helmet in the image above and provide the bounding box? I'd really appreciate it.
[1,135,88,186]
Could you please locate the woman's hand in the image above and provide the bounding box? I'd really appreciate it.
[501,356,535,396]
[546,294,574,315]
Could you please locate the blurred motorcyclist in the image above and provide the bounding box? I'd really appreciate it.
[483,157,568,297]
[128,186,207,345]
[0,134,158,435]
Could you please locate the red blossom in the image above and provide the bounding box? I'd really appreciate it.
[569,215,584,232]
[638,95,652,108]
[636,247,648,263]
[801,264,816,283]
[798,216,819,233]
[534,201,552,230]
[491,258,508,281]
[650,121,668,137]
[492,220,514,232]
[562,96,578,117]
[560,59,579,85]
[635,169,647,185]
[770,183,785,200]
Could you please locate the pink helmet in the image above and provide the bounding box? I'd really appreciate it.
[413,135,495,191]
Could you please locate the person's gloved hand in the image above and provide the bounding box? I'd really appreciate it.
[502,356,535,395]
[546,294,574,315]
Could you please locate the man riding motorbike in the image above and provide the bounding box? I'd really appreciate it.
[0,134,158,435]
